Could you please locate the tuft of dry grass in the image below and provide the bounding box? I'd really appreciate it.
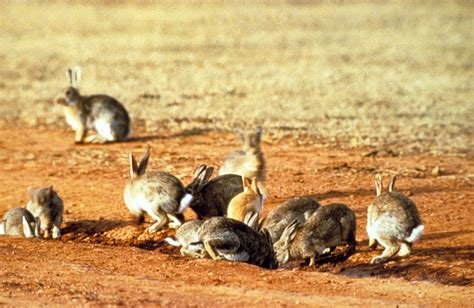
[0,1,472,153]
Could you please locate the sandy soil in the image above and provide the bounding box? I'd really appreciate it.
[0,126,472,306]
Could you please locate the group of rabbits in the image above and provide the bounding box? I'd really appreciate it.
[0,67,424,270]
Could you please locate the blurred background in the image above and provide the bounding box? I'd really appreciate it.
[0,0,472,153]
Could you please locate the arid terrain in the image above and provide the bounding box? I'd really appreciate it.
[0,0,473,306]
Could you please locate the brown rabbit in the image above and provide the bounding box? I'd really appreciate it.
[26,186,64,239]
[226,176,263,223]
[219,127,266,196]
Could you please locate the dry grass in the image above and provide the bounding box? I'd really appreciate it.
[0,1,472,153]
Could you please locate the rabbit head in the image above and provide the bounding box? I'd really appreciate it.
[185,165,214,197]
[28,186,54,207]
[63,67,82,105]
[273,219,299,265]
[240,126,262,154]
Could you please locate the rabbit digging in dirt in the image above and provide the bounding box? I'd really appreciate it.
[26,186,63,239]
[124,148,193,233]
[226,176,263,223]
[0,208,40,238]
[164,220,207,258]
[274,203,356,267]
[219,127,267,196]
[197,215,277,269]
[261,196,321,243]
[367,175,424,264]
[185,165,243,219]
[54,67,131,144]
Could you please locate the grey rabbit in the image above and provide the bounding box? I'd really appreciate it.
[26,186,64,239]
[124,147,193,233]
[185,165,243,219]
[0,208,40,238]
[274,203,356,267]
[367,175,424,264]
[164,220,207,258]
[197,215,277,269]
[261,196,321,243]
[54,67,131,144]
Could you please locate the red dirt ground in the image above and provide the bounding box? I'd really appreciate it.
[0,126,473,306]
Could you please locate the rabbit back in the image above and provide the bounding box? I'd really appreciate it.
[2,208,36,237]
[86,95,131,141]
[368,192,422,242]
[198,217,276,268]
[125,172,186,215]
[262,196,320,243]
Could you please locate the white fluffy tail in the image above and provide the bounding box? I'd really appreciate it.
[178,193,193,214]
[164,236,181,247]
[406,224,424,243]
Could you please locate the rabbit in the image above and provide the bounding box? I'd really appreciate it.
[184,164,244,219]
[260,196,321,243]
[165,220,207,258]
[0,208,40,238]
[226,176,263,223]
[197,215,277,269]
[54,67,131,144]
[219,127,267,197]
[124,147,193,233]
[26,186,64,239]
[367,175,424,264]
[273,203,356,267]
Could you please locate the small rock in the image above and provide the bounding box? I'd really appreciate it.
[431,166,443,176]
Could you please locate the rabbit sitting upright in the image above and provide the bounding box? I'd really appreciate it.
[219,127,267,197]
[273,203,356,267]
[54,67,131,144]
[0,208,40,238]
[124,147,193,233]
[367,175,424,264]
[26,186,63,239]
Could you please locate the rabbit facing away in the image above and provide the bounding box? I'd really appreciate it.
[124,148,193,233]
[219,127,266,184]
[197,215,277,269]
[261,196,321,243]
[26,186,64,239]
[367,175,424,264]
[185,165,243,219]
[54,67,131,144]
[0,208,40,238]
[226,176,263,223]
[165,220,207,258]
[274,203,356,267]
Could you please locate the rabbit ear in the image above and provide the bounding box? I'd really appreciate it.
[129,152,138,178]
[244,211,259,230]
[22,217,33,238]
[66,68,73,86]
[250,177,259,194]
[375,174,383,196]
[0,220,5,235]
[388,175,397,192]
[280,219,299,247]
[199,166,214,188]
[34,217,41,238]
[137,147,151,176]
[193,165,207,180]
[73,66,81,88]
[242,176,251,191]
